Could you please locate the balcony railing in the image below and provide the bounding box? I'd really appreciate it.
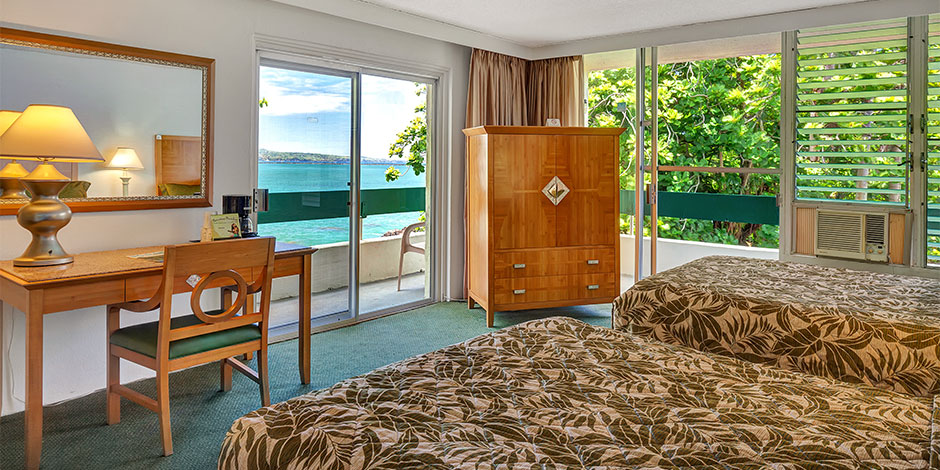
[258,188,777,226]
[259,187,427,224]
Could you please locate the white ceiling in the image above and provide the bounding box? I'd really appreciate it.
[273,0,940,58]
[354,0,863,48]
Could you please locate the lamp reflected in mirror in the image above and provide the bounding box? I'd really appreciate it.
[0,104,104,266]
[0,109,37,199]
[107,147,144,196]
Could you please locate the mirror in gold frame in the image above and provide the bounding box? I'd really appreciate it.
[0,27,213,214]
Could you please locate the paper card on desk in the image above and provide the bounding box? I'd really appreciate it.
[211,213,241,239]
[128,252,164,263]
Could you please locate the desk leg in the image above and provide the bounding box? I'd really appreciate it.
[299,254,311,384]
[25,292,43,469]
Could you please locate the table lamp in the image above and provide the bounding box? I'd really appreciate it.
[0,105,104,267]
[0,109,38,199]
[107,147,143,196]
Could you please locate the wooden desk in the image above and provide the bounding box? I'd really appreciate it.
[0,241,316,469]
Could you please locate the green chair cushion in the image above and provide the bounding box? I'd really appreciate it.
[110,312,261,360]
[59,181,91,198]
[25,180,90,199]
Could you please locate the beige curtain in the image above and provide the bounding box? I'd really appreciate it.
[466,49,529,127]
[466,49,584,128]
[527,55,585,126]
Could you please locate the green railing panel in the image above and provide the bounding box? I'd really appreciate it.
[258,187,426,224]
[362,188,426,218]
[620,190,779,225]
[260,188,776,226]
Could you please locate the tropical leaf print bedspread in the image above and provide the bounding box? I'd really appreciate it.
[219,317,938,469]
[614,255,940,397]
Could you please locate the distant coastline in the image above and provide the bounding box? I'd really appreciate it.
[259,148,396,166]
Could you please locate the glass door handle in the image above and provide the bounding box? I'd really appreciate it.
[513,263,526,269]
[513,289,526,294]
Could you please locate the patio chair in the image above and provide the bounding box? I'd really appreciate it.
[397,222,425,291]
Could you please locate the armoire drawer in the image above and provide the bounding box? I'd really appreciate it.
[493,273,617,305]
[494,247,615,279]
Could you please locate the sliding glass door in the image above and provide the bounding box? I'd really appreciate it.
[358,74,432,315]
[256,54,435,332]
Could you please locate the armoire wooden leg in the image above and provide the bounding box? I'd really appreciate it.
[486,309,494,328]
[468,297,475,309]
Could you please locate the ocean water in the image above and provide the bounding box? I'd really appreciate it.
[257,162,425,246]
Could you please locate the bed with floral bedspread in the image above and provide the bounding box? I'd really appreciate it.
[219,316,938,469]
[614,255,940,398]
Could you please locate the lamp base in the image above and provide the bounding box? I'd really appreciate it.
[0,177,28,199]
[14,179,74,267]
[120,175,131,197]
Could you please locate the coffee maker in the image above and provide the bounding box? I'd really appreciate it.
[222,189,268,238]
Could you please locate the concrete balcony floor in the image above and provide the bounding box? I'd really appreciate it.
[269,272,427,329]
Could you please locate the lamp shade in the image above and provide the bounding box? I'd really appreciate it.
[0,110,22,134]
[107,147,144,170]
[0,109,41,162]
[0,105,103,162]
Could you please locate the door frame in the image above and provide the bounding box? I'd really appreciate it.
[252,35,448,333]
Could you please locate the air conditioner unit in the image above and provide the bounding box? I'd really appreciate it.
[814,210,888,262]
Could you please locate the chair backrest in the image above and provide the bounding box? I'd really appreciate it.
[156,237,276,347]
[402,222,425,255]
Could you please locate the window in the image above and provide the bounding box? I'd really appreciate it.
[794,18,909,204]
[927,14,940,265]
[587,38,781,250]
[787,15,940,269]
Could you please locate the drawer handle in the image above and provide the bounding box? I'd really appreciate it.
[587,284,600,290]
[513,263,526,269]
[513,289,526,295]
[586,259,599,265]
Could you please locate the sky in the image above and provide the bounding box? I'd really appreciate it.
[258,66,426,160]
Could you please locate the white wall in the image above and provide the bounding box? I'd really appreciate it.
[621,235,779,279]
[0,0,470,416]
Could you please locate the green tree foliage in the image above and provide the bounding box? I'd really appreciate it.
[588,54,781,247]
[385,84,428,182]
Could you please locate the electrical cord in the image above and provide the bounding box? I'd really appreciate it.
[6,308,26,405]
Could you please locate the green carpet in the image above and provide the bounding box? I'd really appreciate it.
[0,301,611,469]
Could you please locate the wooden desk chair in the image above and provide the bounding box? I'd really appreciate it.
[397,221,425,291]
[105,237,276,456]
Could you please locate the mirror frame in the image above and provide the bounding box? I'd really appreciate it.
[0,27,214,215]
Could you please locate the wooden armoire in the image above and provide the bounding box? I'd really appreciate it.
[463,126,625,327]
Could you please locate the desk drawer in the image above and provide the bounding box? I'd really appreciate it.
[271,256,304,278]
[493,273,617,305]
[494,247,615,279]
[45,280,125,313]
[125,275,162,301]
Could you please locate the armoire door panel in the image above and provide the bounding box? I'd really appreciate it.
[554,135,618,247]
[492,134,556,249]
